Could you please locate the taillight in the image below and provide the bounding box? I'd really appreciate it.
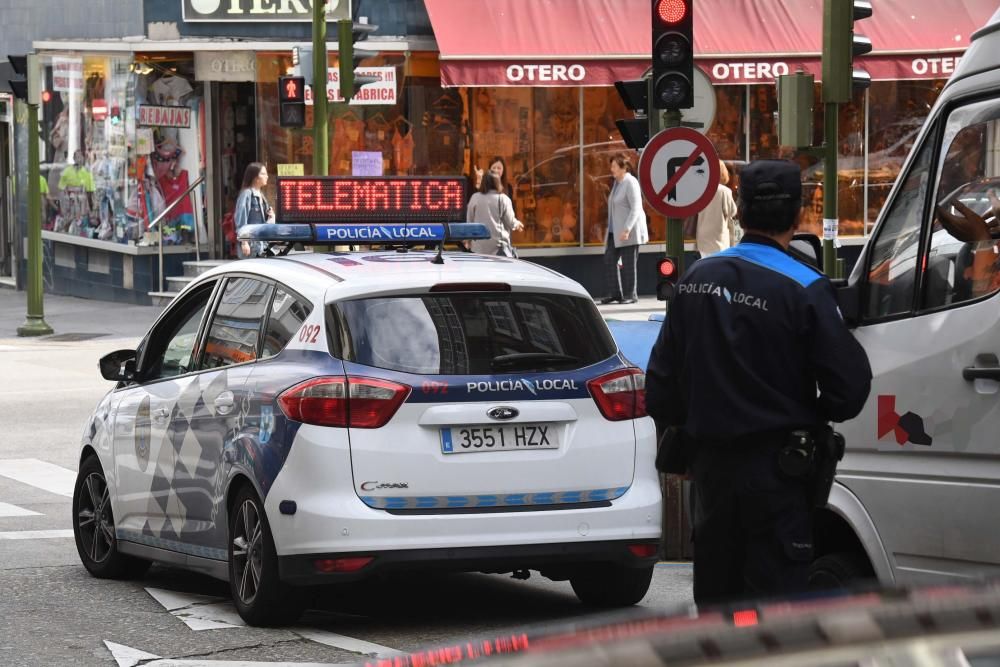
[587,368,647,421]
[277,376,410,428]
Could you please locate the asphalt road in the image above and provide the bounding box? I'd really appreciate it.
[0,294,691,667]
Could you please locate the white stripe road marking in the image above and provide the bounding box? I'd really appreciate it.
[293,629,405,659]
[104,641,349,667]
[0,529,74,539]
[0,501,42,517]
[0,458,76,497]
[145,589,403,658]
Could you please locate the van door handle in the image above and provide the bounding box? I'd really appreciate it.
[963,353,1000,381]
[214,391,235,415]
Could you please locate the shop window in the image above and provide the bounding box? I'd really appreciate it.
[38,53,205,248]
[255,51,469,213]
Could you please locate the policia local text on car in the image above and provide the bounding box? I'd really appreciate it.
[645,160,873,605]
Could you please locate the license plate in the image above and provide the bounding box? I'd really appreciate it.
[441,424,558,454]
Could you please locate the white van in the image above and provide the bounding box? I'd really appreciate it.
[813,7,1000,588]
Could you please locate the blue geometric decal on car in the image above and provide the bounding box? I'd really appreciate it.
[358,486,630,510]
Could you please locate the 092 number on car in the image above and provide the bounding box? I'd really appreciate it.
[441,425,557,454]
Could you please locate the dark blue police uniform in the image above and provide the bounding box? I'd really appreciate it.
[646,223,871,604]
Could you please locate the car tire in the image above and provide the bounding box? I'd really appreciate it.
[809,551,874,590]
[72,455,150,579]
[228,485,304,626]
[570,564,654,607]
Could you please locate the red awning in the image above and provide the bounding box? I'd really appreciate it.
[425,0,997,86]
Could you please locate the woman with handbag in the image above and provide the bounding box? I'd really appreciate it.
[467,172,523,257]
[233,162,274,259]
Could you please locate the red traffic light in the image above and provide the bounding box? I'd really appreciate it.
[658,257,677,278]
[655,0,688,25]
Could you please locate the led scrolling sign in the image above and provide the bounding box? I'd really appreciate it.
[277,176,468,223]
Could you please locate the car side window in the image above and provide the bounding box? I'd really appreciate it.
[862,132,934,320]
[261,286,313,359]
[142,283,215,382]
[921,100,1000,310]
[200,277,273,370]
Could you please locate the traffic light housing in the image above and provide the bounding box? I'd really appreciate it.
[651,0,694,110]
[338,19,379,103]
[822,0,873,103]
[614,79,650,150]
[656,256,679,301]
[278,75,306,128]
[7,54,28,102]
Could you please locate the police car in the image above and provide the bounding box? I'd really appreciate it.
[72,175,661,626]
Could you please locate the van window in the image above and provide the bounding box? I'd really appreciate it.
[921,100,1000,310]
[201,277,273,369]
[862,132,934,319]
[332,293,617,375]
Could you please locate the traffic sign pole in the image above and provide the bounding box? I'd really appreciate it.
[312,0,328,175]
[663,110,685,276]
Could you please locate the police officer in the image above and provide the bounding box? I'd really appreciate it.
[645,160,872,605]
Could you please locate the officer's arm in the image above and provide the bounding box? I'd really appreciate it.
[806,279,873,422]
[645,311,685,436]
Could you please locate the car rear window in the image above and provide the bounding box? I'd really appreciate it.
[331,293,617,375]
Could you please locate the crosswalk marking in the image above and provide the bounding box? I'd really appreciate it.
[0,501,41,517]
[294,629,404,659]
[104,641,349,667]
[0,529,74,540]
[0,458,76,497]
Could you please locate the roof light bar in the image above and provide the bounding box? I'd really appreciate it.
[236,222,491,244]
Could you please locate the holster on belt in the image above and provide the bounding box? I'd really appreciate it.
[806,425,846,509]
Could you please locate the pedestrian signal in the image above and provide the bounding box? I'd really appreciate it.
[278,76,306,128]
[657,256,679,301]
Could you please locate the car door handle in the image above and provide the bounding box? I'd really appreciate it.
[963,353,1000,381]
[214,391,235,415]
[152,407,170,424]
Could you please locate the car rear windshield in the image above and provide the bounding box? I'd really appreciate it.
[330,292,617,375]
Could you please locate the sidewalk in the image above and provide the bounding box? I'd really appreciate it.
[0,291,163,343]
[0,290,663,343]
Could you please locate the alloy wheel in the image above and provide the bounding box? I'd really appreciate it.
[232,498,264,605]
[76,472,115,564]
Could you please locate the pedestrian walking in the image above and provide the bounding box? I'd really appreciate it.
[695,160,739,257]
[467,172,523,257]
[645,159,872,605]
[599,153,648,304]
[234,162,274,259]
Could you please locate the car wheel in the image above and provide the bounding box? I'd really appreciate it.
[72,455,150,579]
[809,551,874,590]
[228,485,304,626]
[570,564,654,607]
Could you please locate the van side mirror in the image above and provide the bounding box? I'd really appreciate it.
[834,279,861,327]
[99,349,137,382]
[789,233,823,272]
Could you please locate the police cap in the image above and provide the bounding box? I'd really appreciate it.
[739,159,802,205]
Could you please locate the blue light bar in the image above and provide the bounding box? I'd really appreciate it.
[237,223,490,244]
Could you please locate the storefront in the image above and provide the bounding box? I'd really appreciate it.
[424,0,997,293]
[21,0,996,302]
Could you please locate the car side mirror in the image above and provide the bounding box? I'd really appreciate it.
[99,349,137,382]
[789,233,823,272]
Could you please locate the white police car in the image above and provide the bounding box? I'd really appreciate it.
[73,177,661,626]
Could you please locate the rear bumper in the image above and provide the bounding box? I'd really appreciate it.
[277,539,660,586]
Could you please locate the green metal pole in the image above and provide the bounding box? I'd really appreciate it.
[663,108,685,274]
[312,1,328,175]
[822,101,838,277]
[18,101,52,337]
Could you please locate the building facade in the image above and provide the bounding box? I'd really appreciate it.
[17,0,999,302]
